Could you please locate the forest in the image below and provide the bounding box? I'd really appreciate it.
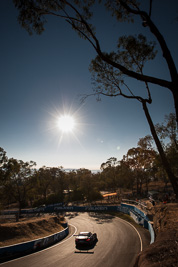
[0,113,177,212]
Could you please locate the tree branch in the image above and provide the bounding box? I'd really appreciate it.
[119,0,177,84]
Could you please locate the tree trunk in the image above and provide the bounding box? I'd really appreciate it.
[142,101,178,199]
[172,88,178,127]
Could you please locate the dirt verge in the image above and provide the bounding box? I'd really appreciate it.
[1,204,177,267]
[0,215,66,247]
[134,203,178,267]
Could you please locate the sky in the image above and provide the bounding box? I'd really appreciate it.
[0,0,177,171]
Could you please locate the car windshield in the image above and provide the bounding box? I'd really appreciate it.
[79,232,90,236]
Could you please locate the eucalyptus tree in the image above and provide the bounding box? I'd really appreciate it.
[116,159,135,191]
[89,34,178,197]
[126,147,145,195]
[76,168,93,201]
[139,114,178,189]
[36,166,52,202]
[0,148,9,208]
[155,113,178,151]
[0,147,7,166]
[13,0,178,197]
[92,171,106,191]
[13,0,178,121]
[66,170,78,190]
[100,157,119,190]
[125,137,157,195]
[3,158,36,212]
[154,113,178,180]
[49,167,65,201]
[0,147,8,185]
[100,157,135,191]
[73,168,101,202]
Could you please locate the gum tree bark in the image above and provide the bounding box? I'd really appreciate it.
[142,101,178,198]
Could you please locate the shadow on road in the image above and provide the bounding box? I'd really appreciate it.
[65,212,79,219]
[75,239,98,254]
[88,212,114,224]
[74,250,94,254]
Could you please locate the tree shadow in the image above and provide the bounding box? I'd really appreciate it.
[88,212,115,224]
[65,212,79,219]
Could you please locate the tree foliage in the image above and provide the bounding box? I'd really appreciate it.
[0,114,177,209]
[155,113,178,150]
[1,158,36,211]
[7,0,178,198]
[13,1,177,118]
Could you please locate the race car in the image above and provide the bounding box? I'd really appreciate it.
[75,232,97,247]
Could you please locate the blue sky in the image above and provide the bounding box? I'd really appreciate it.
[0,0,177,170]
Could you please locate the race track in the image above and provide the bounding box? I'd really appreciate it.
[0,212,150,267]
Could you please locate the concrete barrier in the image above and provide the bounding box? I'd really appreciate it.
[1,201,155,256]
[121,203,155,244]
[0,225,69,263]
[147,221,155,244]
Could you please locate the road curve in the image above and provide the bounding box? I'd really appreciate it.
[0,212,150,267]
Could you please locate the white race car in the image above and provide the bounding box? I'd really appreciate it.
[75,232,97,247]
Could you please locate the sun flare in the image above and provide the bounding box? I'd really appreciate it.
[57,115,75,132]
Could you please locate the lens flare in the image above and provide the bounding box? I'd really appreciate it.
[57,115,75,132]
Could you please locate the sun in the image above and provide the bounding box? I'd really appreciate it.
[57,115,75,132]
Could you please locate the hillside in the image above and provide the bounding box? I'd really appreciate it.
[0,215,65,247]
[0,204,177,267]
[134,203,178,267]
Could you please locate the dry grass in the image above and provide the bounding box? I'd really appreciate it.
[134,203,178,267]
[0,215,65,247]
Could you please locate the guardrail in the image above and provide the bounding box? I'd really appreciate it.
[1,205,124,215]
[0,200,155,262]
[0,224,69,263]
[122,199,148,213]
[147,221,155,244]
[121,203,155,244]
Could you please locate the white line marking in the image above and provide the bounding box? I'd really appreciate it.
[0,224,78,265]
[117,217,143,252]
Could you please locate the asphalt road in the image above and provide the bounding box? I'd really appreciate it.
[0,212,150,267]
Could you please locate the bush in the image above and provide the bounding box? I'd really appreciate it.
[45,194,64,205]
